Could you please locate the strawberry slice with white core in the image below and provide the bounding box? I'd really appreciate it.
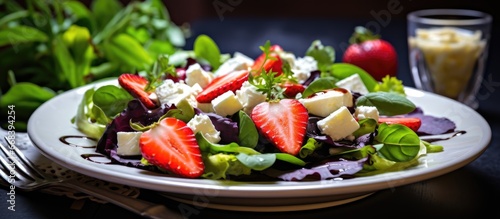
[196,69,249,103]
[118,73,157,109]
[251,99,309,156]
[140,117,204,178]
[378,117,422,132]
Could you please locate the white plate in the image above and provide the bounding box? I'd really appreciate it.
[27,80,491,212]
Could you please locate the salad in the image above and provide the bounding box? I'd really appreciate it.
[72,35,457,181]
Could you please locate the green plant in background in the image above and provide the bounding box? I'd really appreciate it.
[0,0,188,131]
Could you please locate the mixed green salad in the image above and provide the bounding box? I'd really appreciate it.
[72,35,456,181]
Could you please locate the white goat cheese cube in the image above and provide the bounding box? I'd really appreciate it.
[187,114,221,143]
[185,63,214,88]
[336,74,369,95]
[211,91,243,117]
[355,106,380,121]
[236,81,267,115]
[317,106,360,141]
[196,102,215,113]
[116,132,142,156]
[299,89,353,117]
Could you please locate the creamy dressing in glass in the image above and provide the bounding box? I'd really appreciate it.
[409,27,486,99]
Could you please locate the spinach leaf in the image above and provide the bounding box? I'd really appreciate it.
[356,92,416,116]
[166,24,186,47]
[196,133,305,168]
[236,153,276,171]
[275,153,306,166]
[238,111,258,148]
[194,34,221,70]
[92,85,132,118]
[375,123,421,162]
[301,77,337,98]
[305,40,335,71]
[196,133,260,155]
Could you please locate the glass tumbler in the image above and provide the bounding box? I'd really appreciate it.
[407,9,492,109]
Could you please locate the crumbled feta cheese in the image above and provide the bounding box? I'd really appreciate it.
[116,132,142,156]
[317,106,360,141]
[155,79,198,108]
[336,74,369,95]
[355,106,379,121]
[292,56,318,84]
[278,51,296,69]
[185,63,214,88]
[211,91,243,117]
[298,89,353,117]
[214,52,253,76]
[187,114,221,143]
[236,81,267,115]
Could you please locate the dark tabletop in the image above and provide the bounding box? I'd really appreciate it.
[1,16,499,219]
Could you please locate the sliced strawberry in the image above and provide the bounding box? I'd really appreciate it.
[118,74,157,109]
[251,52,283,76]
[196,69,249,103]
[251,99,309,155]
[280,82,305,98]
[140,117,204,178]
[378,117,422,132]
[269,45,284,52]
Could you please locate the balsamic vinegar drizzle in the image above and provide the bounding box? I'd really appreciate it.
[81,153,113,164]
[420,130,467,143]
[59,135,97,148]
[59,135,113,164]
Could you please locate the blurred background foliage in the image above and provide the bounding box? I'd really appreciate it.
[0,0,189,130]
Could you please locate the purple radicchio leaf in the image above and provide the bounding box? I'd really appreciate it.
[204,112,239,144]
[403,107,456,135]
[268,157,368,181]
[302,70,321,86]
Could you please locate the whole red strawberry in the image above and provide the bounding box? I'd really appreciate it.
[342,26,398,81]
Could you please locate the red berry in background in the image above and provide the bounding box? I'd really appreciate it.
[342,26,398,81]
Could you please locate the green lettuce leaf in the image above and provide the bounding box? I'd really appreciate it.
[202,153,252,180]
